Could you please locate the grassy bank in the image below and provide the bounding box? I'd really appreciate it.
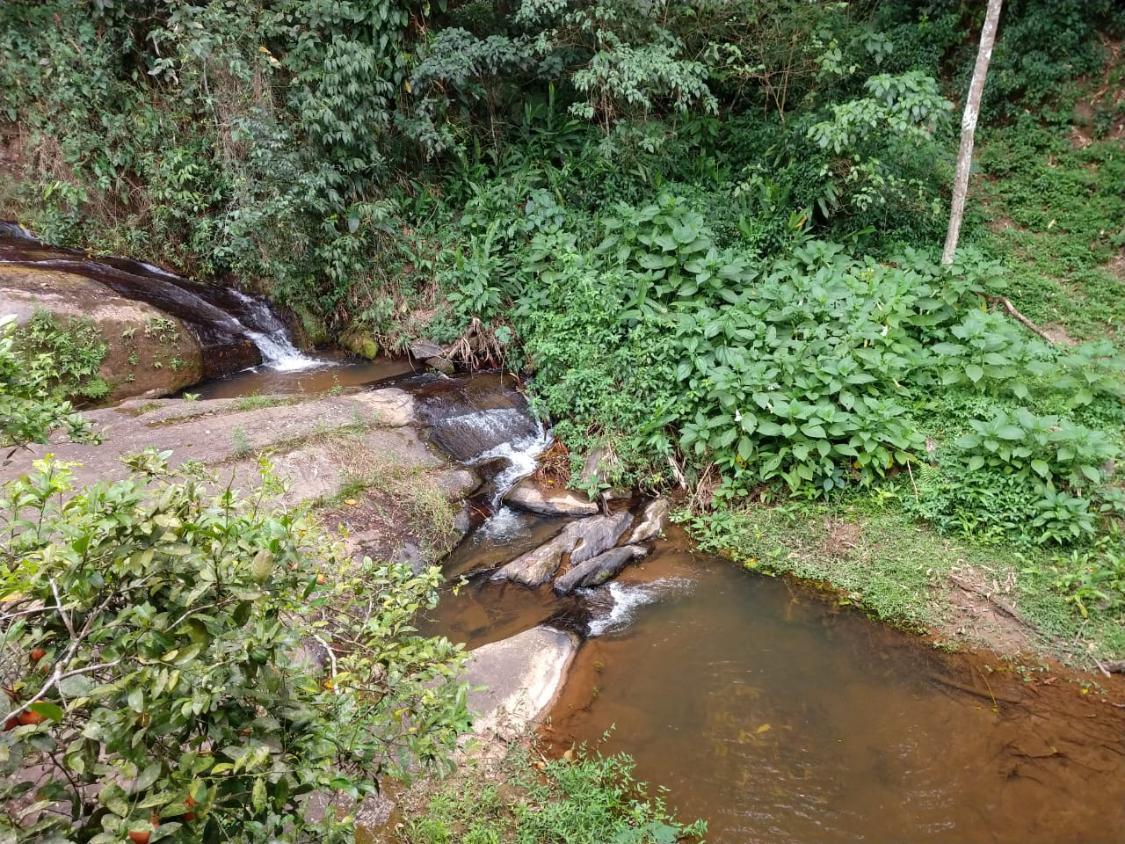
[686,489,1125,669]
[388,746,705,844]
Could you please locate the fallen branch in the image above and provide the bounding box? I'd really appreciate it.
[930,673,1022,706]
[987,295,1055,344]
[948,571,1035,631]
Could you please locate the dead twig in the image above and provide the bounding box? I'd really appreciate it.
[987,295,1056,344]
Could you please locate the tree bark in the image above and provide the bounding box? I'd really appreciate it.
[942,0,1003,265]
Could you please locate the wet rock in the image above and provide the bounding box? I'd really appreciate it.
[628,498,671,544]
[553,544,648,594]
[0,265,208,401]
[569,510,633,564]
[492,511,633,587]
[409,338,455,374]
[464,626,578,741]
[505,478,598,517]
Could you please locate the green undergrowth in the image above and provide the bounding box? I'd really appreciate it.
[393,747,705,844]
[973,117,1125,344]
[13,309,108,403]
[686,490,1125,666]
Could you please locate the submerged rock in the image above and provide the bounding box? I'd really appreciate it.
[505,478,598,516]
[492,511,633,587]
[553,544,648,594]
[464,626,578,742]
[628,498,671,544]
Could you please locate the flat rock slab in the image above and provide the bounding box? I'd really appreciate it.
[465,626,578,741]
[0,388,424,489]
[492,511,634,586]
[505,478,598,516]
[553,544,648,594]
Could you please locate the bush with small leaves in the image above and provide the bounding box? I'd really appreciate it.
[0,454,467,843]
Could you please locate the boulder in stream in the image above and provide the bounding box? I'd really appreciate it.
[553,544,648,594]
[504,478,598,517]
[570,509,633,563]
[628,498,671,544]
[492,510,633,587]
[410,338,455,374]
[464,625,578,742]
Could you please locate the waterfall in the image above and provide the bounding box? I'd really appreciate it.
[0,227,324,374]
[226,290,322,372]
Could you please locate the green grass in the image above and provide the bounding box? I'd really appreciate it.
[233,393,299,412]
[394,747,705,844]
[686,489,1125,667]
[972,120,1125,344]
[317,463,460,562]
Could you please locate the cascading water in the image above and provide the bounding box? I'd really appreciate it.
[0,226,324,375]
[225,290,321,372]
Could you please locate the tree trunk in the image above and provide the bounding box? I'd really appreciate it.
[941,0,1003,265]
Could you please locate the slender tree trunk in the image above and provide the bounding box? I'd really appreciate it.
[942,0,1003,265]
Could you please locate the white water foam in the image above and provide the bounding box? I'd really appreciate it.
[476,505,526,541]
[583,577,696,637]
[227,290,324,372]
[469,419,552,506]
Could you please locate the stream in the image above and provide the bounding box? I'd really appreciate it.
[6,233,1124,842]
[403,378,1125,844]
[163,359,1125,842]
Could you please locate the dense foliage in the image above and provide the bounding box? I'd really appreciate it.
[0,454,466,842]
[0,314,96,456]
[2,1,1124,646]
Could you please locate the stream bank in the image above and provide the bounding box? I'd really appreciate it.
[5,300,1124,841]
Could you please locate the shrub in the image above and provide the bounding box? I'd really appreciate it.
[0,453,467,842]
[0,315,95,455]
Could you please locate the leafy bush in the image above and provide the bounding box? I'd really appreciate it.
[0,454,466,842]
[500,197,1006,497]
[909,408,1119,546]
[0,315,94,455]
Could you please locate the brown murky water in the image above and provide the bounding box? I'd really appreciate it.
[428,527,1125,844]
[190,353,416,399]
[169,356,1125,843]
